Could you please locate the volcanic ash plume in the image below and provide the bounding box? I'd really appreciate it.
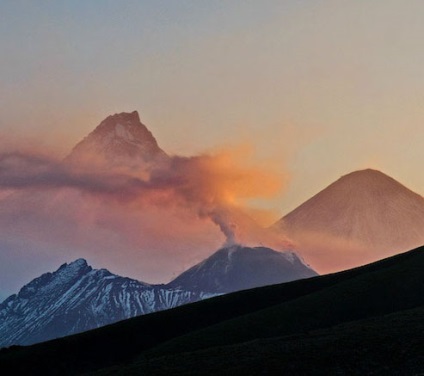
[146,150,291,249]
[0,146,291,267]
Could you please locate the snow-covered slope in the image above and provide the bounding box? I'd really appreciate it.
[274,169,424,273]
[168,245,318,294]
[0,259,211,348]
[0,246,318,348]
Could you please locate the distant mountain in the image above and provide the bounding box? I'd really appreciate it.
[0,245,315,348]
[274,169,424,273]
[66,111,168,166]
[168,245,317,294]
[1,246,423,375]
[0,259,211,348]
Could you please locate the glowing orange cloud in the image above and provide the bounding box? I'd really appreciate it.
[0,145,290,283]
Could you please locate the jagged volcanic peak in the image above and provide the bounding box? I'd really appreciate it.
[66,111,168,166]
[0,259,209,347]
[0,245,318,347]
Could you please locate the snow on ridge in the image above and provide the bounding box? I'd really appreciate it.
[280,251,296,264]
[0,259,218,348]
[0,245,318,349]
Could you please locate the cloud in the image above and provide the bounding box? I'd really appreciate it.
[0,149,288,241]
[0,146,290,289]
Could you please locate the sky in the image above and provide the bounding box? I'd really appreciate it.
[0,0,423,299]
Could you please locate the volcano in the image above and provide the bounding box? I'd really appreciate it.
[168,245,317,294]
[0,246,316,347]
[274,169,424,273]
[66,111,168,166]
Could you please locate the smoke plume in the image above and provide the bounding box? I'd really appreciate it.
[0,146,289,288]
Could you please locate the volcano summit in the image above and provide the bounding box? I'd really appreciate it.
[275,169,424,273]
[66,111,168,166]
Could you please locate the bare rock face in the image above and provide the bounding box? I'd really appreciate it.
[274,169,424,274]
[66,111,168,167]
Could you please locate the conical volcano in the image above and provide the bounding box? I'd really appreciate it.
[274,169,424,273]
[168,244,317,294]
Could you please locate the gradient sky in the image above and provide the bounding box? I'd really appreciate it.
[1,1,423,299]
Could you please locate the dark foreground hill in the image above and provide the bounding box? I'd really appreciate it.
[1,245,423,375]
[97,306,424,375]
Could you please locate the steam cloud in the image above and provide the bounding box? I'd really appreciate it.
[0,147,290,289]
[0,149,288,248]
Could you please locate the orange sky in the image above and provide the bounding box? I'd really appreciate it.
[0,1,423,299]
[1,1,423,217]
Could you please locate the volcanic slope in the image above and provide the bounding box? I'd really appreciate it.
[168,245,317,293]
[1,245,423,375]
[274,169,424,273]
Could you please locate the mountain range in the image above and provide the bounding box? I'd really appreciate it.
[0,245,315,348]
[1,110,423,371]
[69,111,424,274]
[1,245,422,375]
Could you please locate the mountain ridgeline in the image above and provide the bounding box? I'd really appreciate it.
[66,110,424,275]
[0,246,315,348]
[0,245,423,375]
[0,259,213,348]
[1,111,423,374]
[66,111,168,166]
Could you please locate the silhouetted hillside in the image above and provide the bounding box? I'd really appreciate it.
[1,245,423,375]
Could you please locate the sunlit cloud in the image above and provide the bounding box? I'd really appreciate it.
[0,145,289,287]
